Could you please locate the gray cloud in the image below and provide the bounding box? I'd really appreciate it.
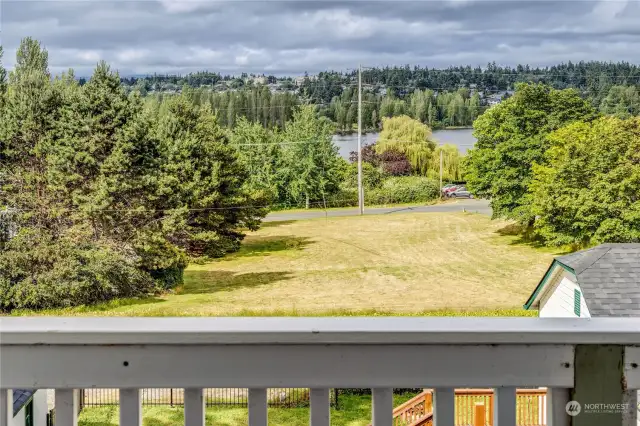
[2,0,640,76]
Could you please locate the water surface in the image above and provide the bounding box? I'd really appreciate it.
[333,128,477,160]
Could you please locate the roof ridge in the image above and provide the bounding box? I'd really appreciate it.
[574,246,612,275]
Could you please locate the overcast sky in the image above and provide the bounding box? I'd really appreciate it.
[2,0,640,77]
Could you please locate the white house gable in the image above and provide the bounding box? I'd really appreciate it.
[539,266,590,318]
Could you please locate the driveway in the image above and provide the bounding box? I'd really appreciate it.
[265,199,492,222]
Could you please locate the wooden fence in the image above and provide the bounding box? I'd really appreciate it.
[375,388,547,426]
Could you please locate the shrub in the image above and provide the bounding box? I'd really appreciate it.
[379,149,412,176]
[367,176,440,204]
[342,162,385,189]
[327,176,440,207]
[0,229,156,311]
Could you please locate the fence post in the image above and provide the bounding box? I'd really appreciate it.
[474,403,486,426]
[78,390,84,412]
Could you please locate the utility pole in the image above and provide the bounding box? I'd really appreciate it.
[357,64,364,215]
[439,149,443,195]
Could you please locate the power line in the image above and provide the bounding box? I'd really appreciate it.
[4,195,409,215]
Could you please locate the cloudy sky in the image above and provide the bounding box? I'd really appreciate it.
[2,0,640,77]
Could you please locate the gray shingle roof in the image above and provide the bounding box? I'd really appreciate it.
[13,389,35,416]
[556,244,640,317]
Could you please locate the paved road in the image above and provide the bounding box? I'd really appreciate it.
[265,199,492,222]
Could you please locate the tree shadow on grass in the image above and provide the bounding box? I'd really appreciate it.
[260,220,298,228]
[495,223,573,254]
[495,223,548,248]
[222,235,313,260]
[180,270,294,295]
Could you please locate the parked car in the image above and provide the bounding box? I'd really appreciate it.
[443,185,462,197]
[450,187,474,199]
[441,183,457,191]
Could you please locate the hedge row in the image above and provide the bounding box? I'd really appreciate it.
[325,176,440,208]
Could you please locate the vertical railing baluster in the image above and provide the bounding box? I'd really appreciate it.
[119,389,141,426]
[55,389,79,426]
[310,388,330,426]
[372,388,393,426]
[433,388,455,426]
[248,388,267,426]
[0,389,11,426]
[493,387,516,426]
[545,388,569,426]
[488,393,494,426]
[184,388,205,426]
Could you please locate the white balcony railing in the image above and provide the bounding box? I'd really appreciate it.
[1,317,639,426]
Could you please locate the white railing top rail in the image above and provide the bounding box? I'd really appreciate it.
[1,317,640,345]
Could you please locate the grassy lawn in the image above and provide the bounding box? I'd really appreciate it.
[20,212,558,316]
[78,394,415,426]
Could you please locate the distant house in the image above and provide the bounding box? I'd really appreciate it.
[523,244,640,318]
[486,94,503,106]
[10,390,48,426]
[0,208,18,242]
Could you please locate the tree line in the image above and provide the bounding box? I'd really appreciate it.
[121,61,640,133]
[324,87,482,132]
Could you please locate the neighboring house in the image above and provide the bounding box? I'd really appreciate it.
[523,243,640,318]
[0,208,18,242]
[486,94,502,106]
[10,390,48,426]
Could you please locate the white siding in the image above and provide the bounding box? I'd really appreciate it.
[539,268,591,318]
[10,390,47,426]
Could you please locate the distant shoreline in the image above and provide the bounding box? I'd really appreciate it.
[335,126,472,136]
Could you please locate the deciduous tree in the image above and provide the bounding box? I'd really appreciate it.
[530,117,640,246]
[465,83,598,225]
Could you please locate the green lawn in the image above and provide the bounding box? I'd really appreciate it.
[18,212,557,316]
[78,394,415,426]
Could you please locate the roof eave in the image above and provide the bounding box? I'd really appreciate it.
[523,260,575,310]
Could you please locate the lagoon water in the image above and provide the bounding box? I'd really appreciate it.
[332,128,477,160]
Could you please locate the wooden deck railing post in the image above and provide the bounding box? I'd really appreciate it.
[488,394,494,426]
[572,345,637,426]
[474,403,486,426]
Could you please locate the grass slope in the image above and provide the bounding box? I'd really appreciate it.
[20,212,557,316]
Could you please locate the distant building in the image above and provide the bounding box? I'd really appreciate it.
[294,75,317,86]
[0,208,18,242]
[486,93,504,106]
